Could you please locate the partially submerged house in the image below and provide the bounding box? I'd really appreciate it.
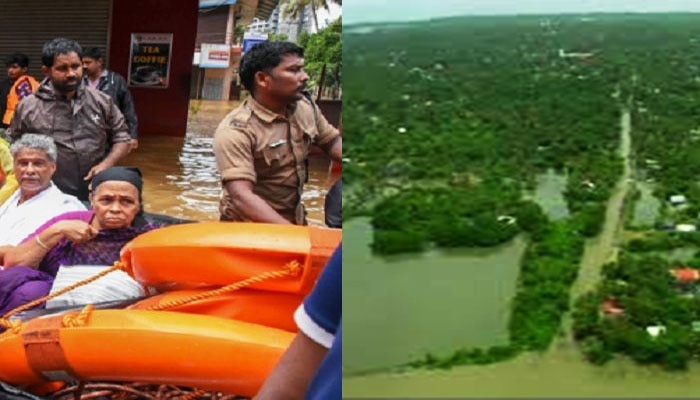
[497,215,517,225]
[670,267,700,283]
[669,268,700,298]
[646,325,667,338]
[675,224,697,233]
[670,194,688,206]
[601,297,624,317]
[581,179,596,190]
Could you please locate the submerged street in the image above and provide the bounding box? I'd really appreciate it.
[121,100,337,225]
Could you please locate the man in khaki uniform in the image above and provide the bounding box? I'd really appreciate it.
[213,41,341,224]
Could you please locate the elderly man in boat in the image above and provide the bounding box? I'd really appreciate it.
[0,166,156,316]
[0,134,85,254]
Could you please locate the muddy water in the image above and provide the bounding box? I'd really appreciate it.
[120,100,337,225]
[343,218,526,375]
[529,168,569,221]
[633,181,660,227]
[344,348,700,397]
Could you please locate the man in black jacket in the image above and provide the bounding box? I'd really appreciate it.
[82,47,139,149]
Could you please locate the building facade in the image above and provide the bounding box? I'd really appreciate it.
[192,0,279,101]
[0,0,276,136]
[266,4,313,43]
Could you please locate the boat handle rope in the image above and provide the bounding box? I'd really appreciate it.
[0,259,303,334]
[0,261,129,333]
[145,259,302,311]
[180,388,208,400]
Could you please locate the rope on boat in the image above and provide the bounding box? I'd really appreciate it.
[63,304,96,328]
[0,261,302,398]
[0,260,302,333]
[146,260,303,311]
[0,261,127,332]
[0,318,21,334]
[180,388,208,400]
[52,382,244,399]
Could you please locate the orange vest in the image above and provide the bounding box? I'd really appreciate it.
[3,75,39,125]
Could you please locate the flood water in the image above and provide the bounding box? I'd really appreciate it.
[120,100,338,225]
[344,346,700,397]
[344,110,700,397]
[570,110,632,299]
[343,217,526,375]
[633,181,660,227]
[529,168,569,221]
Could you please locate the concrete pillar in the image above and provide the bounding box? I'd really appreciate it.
[221,4,236,100]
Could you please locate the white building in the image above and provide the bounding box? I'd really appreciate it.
[670,194,688,206]
[675,224,697,233]
[267,4,312,42]
[646,325,667,338]
[247,17,270,33]
[262,2,340,42]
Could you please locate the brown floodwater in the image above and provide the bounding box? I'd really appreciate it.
[120,100,338,225]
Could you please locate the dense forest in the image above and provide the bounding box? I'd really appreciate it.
[344,15,625,248]
[345,13,700,371]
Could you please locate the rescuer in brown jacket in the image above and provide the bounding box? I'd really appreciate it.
[8,38,131,201]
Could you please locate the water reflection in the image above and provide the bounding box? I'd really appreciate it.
[120,100,336,225]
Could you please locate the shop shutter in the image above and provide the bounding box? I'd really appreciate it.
[0,0,111,79]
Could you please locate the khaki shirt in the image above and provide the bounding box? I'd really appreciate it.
[213,95,339,224]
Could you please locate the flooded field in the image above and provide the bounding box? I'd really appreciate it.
[343,215,700,398]
[120,100,336,225]
[529,168,569,221]
[343,217,526,375]
[633,181,660,227]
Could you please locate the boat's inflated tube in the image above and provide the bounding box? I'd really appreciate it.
[0,310,293,397]
[120,222,341,294]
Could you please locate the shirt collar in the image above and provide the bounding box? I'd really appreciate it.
[246,95,298,123]
[87,70,107,84]
[48,80,85,100]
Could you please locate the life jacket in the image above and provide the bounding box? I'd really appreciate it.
[2,75,39,125]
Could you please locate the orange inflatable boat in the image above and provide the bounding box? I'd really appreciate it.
[128,288,304,332]
[0,309,293,397]
[121,222,342,294]
[0,222,342,397]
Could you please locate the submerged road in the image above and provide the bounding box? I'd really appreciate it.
[555,107,632,349]
[570,108,632,299]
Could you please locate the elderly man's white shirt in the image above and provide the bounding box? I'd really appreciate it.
[0,183,86,246]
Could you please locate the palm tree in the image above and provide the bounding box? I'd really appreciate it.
[280,0,340,33]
